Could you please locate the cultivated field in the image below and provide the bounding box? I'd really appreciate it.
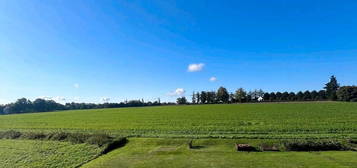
[0,139,101,168]
[1,102,357,168]
[0,102,356,139]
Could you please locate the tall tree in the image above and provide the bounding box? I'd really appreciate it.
[234,88,247,103]
[303,91,312,101]
[176,97,187,105]
[281,92,289,101]
[310,90,319,101]
[296,91,304,101]
[269,92,276,101]
[196,92,201,104]
[318,90,327,100]
[263,93,270,102]
[201,91,208,104]
[337,86,357,102]
[288,92,296,101]
[206,91,216,104]
[191,92,196,104]
[276,92,282,101]
[324,75,340,100]
[217,87,229,103]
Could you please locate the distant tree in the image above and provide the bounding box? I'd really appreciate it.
[310,90,319,101]
[196,92,201,104]
[263,93,270,102]
[176,97,188,105]
[201,91,208,104]
[288,92,296,101]
[337,86,357,102]
[318,90,327,100]
[234,88,247,103]
[324,75,340,100]
[246,94,252,102]
[192,92,196,104]
[217,87,229,103]
[229,93,235,103]
[296,91,304,101]
[206,91,217,104]
[276,92,282,101]
[269,92,276,102]
[0,105,4,115]
[303,91,312,101]
[281,92,289,101]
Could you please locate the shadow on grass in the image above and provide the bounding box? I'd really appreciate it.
[190,145,205,149]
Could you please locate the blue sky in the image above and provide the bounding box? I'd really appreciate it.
[1,0,357,104]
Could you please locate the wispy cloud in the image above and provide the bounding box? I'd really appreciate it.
[188,63,205,72]
[36,96,66,103]
[100,97,111,102]
[209,76,217,82]
[168,88,186,96]
[53,96,66,102]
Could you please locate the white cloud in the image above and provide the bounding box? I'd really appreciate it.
[73,83,80,89]
[37,96,52,100]
[53,96,66,102]
[188,63,205,72]
[168,88,186,96]
[100,97,111,102]
[209,76,217,82]
[73,97,81,102]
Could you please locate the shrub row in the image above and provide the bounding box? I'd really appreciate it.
[0,130,119,147]
[233,139,353,152]
[282,139,350,151]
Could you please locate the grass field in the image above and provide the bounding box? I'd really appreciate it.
[1,102,357,168]
[0,102,356,139]
[0,139,102,168]
[82,138,357,168]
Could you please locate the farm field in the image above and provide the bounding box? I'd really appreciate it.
[83,138,357,168]
[0,139,102,168]
[0,102,356,139]
[1,102,357,168]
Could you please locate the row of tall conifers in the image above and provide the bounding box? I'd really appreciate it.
[177,76,357,104]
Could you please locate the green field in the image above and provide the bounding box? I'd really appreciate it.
[0,102,356,138]
[0,139,102,168]
[1,102,357,168]
[83,138,357,168]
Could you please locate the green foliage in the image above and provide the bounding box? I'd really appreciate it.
[217,87,229,103]
[235,88,247,103]
[0,131,114,147]
[176,97,188,105]
[283,139,350,151]
[324,75,340,100]
[337,86,357,102]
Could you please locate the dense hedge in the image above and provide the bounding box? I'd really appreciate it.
[337,86,357,102]
[0,130,126,147]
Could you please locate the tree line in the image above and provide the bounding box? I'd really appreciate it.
[0,98,173,115]
[1,76,356,114]
[177,76,357,104]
